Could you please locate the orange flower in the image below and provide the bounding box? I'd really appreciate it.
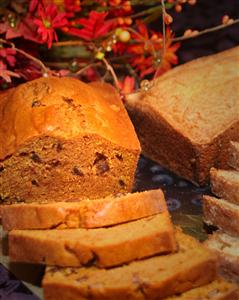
[127,21,180,78]
[118,76,135,94]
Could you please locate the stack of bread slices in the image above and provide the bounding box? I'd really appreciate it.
[203,141,239,283]
[1,189,238,300]
[0,76,238,299]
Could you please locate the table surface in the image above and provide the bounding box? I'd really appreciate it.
[0,155,212,300]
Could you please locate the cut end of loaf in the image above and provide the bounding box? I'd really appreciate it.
[0,134,140,204]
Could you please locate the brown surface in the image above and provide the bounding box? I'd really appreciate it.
[9,213,177,268]
[203,195,239,236]
[0,77,140,203]
[166,277,239,300]
[205,231,239,283]
[228,141,239,171]
[125,46,239,185]
[42,230,218,300]
[210,168,239,205]
[1,189,167,230]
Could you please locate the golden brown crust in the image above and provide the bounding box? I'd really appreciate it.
[125,47,239,185]
[203,195,239,236]
[228,141,239,171]
[0,77,140,160]
[9,213,177,267]
[42,230,218,300]
[210,168,239,205]
[1,190,167,230]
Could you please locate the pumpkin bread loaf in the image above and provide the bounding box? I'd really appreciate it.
[125,46,239,185]
[1,189,166,230]
[0,77,140,203]
[42,230,218,300]
[210,168,239,205]
[228,141,239,171]
[9,212,177,267]
[204,231,239,283]
[166,278,239,300]
[203,195,239,236]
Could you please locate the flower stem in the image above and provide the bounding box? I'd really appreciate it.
[173,18,239,42]
[102,57,120,89]
[0,39,49,75]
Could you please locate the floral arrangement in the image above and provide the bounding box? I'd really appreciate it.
[0,0,238,93]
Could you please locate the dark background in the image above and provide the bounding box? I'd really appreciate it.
[171,0,239,63]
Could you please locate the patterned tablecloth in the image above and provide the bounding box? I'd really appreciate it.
[0,155,212,300]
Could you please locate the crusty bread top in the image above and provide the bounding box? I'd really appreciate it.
[0,77,140,160]
[127,46,239,144]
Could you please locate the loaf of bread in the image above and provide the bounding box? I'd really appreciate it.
[43,230,218,300]
[1,189,166,230]
[166,278,239,300]
[203,195,239,236]
[228,141,239,171]
[210,168,239,205]
[204,231,239,283]
[125,46,239,185]
[0,77,140,203]
[9,213,177,267]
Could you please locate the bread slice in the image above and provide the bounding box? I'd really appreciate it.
[203,195,239,236]
[204,231,239,283]
[228,141,239,171]
[1,189,166,230]
[0,77,140,204]
[210,168,239,205]
[125,46,239,185]
[9,213,177,267]
[166,278,239,299]
[42,230,218,300]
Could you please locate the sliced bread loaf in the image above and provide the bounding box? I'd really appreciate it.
[210,168,239,205]
[125,46,239,185]
[9,213,177,267]
[1,190,166,230]
[203,195,239,236]
[42,230,218,300]
[228,141,239,171]
[204,231,239,283]
[166,277,239,300]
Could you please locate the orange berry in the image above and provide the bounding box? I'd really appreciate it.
[123,1,131,12]
[164,13,173,25]
[151,34,158,40]
[188,0,196,5]
[222,15,230,24]
[175,4,182,12]
[124,17,132,25]
[183,29,192,37]
[117,17,124,25]
[191,30,199,36]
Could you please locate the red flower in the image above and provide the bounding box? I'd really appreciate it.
[0,47,16,67]
[29,0,44,13]
[34,4,68,48]
[0,61,19,83]
[67,11,114,40]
